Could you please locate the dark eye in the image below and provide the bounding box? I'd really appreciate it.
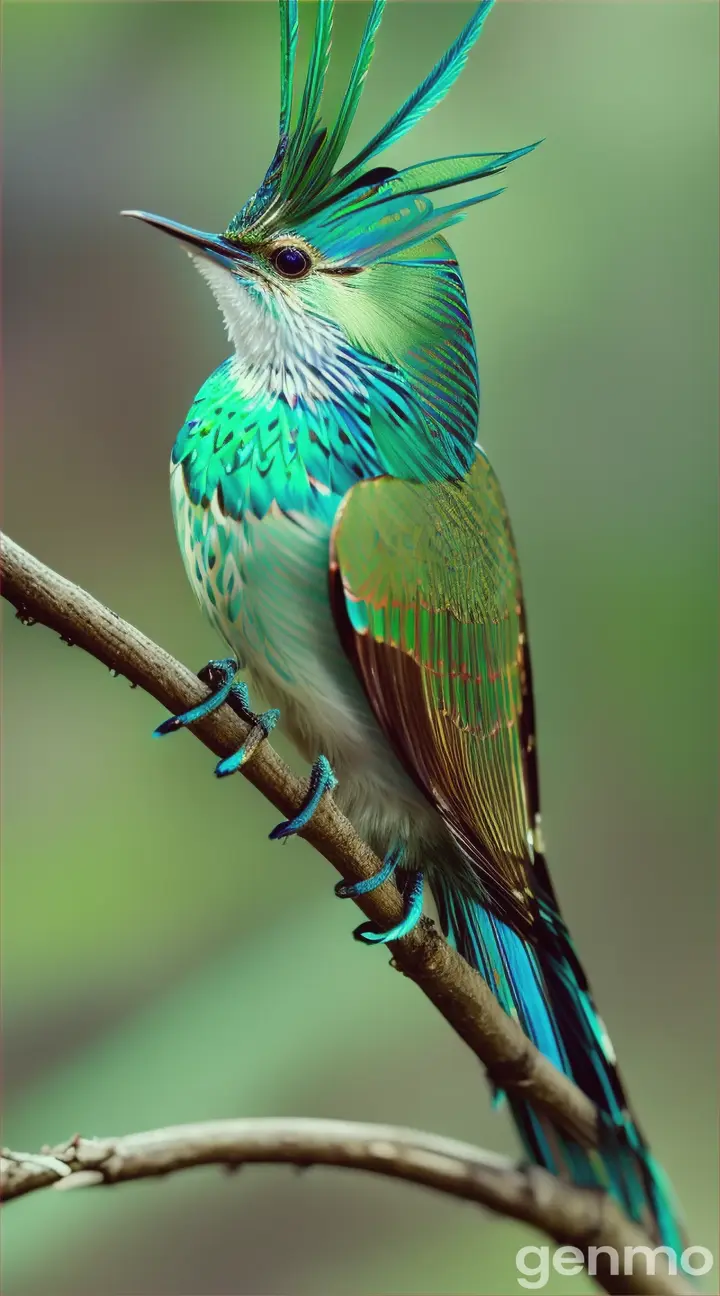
[270,245,312,279]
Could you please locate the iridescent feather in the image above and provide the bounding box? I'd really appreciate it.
[278,0,299,140]
[323,0,496,197]
[282,0,334,200]
[301,0,387,204]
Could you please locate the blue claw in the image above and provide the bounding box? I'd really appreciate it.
[269,755,337,840]
[153,658,237,737]
[353,870,424,944]
[215,705,280,778]
[155,665,279,778]
[335,845,404,899]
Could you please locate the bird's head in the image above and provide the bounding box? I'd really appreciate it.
[124,0,537,401]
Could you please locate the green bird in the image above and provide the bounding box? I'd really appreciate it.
[125,0,684,1252]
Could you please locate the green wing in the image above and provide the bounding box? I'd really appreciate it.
[330,450,539,934]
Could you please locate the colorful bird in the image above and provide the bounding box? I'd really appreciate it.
[125,0,683,1253]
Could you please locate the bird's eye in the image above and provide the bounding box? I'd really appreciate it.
[270,245,312,279]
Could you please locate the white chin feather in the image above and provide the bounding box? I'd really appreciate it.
[189,252,352,403]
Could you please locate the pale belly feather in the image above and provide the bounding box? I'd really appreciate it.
[171,464,448,864]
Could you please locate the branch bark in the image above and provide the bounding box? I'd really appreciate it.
[0,1119,691,1296]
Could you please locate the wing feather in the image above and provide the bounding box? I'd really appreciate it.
[330,450,539,934]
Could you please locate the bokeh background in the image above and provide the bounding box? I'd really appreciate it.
[3,3,718,1294]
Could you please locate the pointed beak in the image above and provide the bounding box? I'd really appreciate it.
[121,210,246,268]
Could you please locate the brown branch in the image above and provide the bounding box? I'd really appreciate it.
[0,1120,692,1296]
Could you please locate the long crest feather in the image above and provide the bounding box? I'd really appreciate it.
[305,0,387,201]
[283,0,335,193]
[360,145,540,206]
[323,0,496,200]
[278,0,299,140]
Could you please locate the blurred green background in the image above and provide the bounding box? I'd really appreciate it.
[3,3,718,1294]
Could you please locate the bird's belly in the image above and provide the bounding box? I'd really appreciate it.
[173,471,441,859]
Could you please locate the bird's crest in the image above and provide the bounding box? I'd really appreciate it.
[226,0,538,264]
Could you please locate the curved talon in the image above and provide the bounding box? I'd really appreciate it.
[153,658,237,737]
[215,707,280,778]
[353,870,424,945]
[335,845,404,899]
[269,755,337,840]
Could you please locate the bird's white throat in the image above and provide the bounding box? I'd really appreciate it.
[190,253,355,404]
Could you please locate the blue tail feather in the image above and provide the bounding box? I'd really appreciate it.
[434,877,686,1257]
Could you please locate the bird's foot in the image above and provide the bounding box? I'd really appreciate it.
[334,844,404,899]
[353,869,424,945]
[153,660,279,776]
[269,755,337,841]
[214,680,280,779]
[153,658,241,736]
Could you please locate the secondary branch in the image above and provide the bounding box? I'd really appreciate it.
[0,1119,691,1296]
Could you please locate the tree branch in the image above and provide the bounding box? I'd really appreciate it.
[0,1119,691,1296]
[4,530,690,1296]
[1,530,597,1144]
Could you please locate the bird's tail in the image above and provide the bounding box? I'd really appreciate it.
[433,871,686,1255]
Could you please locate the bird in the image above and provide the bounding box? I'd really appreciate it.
[124,0,684,1254]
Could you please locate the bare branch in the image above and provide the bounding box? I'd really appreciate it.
[0,1119,691,1296]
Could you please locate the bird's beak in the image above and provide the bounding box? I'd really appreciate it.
[121,210,247,269]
